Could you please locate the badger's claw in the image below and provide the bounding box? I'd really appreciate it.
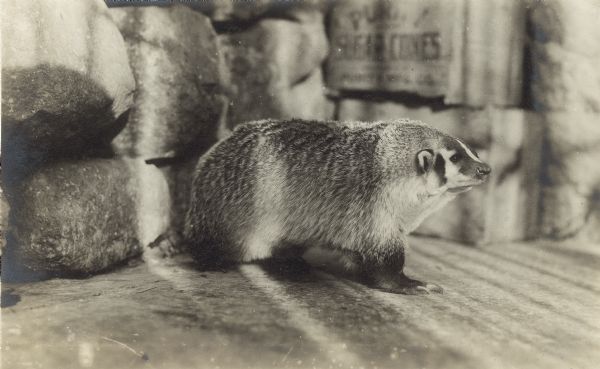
[378,276,444,295]
[417,283,444,294]
[398,286,430,295]
[387,283,443,295]
[375,281,444,295]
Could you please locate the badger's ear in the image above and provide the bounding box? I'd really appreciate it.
[416,149,434,174]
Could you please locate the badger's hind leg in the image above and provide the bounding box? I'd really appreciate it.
[185,227,243,270]
[263,241,311,274]
[243,227,311,276]
[346,239,443,295]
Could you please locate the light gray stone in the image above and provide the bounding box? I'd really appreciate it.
[219,15,332,128]
[538,113,600,241]
[446,0,526,107]
[129,159,172,248]
[529,0,600,242]
[529,0,600,112]
[1,0,135,158]
[3,159,142,278]
[110,6,226,159]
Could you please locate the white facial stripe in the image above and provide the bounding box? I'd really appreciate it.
[457,139,482,163]
[440,148,471,185]
[439,148,457,180]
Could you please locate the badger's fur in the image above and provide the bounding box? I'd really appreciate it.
[184,119,491,294]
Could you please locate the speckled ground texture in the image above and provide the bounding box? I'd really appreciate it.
[2,236,599,369]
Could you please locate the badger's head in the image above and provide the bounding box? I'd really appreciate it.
[416,136,491,194]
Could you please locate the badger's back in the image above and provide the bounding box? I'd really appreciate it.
[184,119,393,265]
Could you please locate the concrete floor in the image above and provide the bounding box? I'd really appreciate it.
[2,237,599,369]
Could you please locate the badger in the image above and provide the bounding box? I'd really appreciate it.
[184,119,491,294]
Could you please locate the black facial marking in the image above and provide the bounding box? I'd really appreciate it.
[433,154,447,184]
[449,153,462,163]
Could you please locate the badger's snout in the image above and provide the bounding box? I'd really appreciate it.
[475,163,491,180]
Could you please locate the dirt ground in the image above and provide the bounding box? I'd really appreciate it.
[2,237,599,369]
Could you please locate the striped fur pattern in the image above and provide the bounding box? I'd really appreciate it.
[184,119,490,293]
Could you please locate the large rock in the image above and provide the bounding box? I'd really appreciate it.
[1,0,135,159]
[529,0,600,242]
[110,6,226,159]
[538,114,600,241]
[529,0,600,113]
[3,159,143,279]
[445,0,526,106]
[219,15,332,128]
[481,113,544,243]
[339,99,540,243]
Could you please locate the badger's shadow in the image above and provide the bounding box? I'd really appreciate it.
[257,247,362,286]
[179,247,362,285]
[255,257,316,283]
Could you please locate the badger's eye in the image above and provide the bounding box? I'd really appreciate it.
[450,153,461,163]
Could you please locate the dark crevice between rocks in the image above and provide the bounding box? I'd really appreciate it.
[1,110,125,190]
[2,66,131,186]
[106,1,173,8]
[144,125,216,168]
[521,6,536,111]
[291,71,313,87]
[211,11,300,34]
[335,89,451,111]
[212,17,264,34]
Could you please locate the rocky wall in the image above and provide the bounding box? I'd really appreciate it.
[1,0,335,278]
[3,0,595,280]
